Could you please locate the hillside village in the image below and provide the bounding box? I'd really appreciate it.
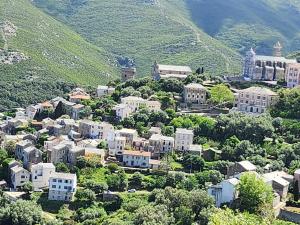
[0,41,300,224]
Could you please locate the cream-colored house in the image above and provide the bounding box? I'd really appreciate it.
[236,87,278,114]
[175,128,194,152]
[152,62,192,80]
[183,83,207,105]
[285,63,300,88]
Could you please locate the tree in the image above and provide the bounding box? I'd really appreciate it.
[134,204,175,225]
[1,200,43,225]
[107,163,119,173]
[190,189,215,220]
[53,101,66,119]
[174,206,193,225]
[182,155,205,172]
[0,149,8,165]
[74,207,106,223]
[130,172,143,189]
[22,181,33,193]
[75,189,96,203]
[209,84,234,106]
[55,162,70,173]
[238,172,274,214]
[84,180,108,194]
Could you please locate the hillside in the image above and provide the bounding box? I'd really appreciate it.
[0,0,118,110]
[33,0,242,77]
[185,0,300,55]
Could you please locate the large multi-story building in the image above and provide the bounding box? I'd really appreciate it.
[183,83,207,105]
[243,43,297,81]
[79,120,114,140]
[152,61,192,80]
[48,172,77,201]
[149,134,174,156]
[31,163,55,190]
[236,87,278,114]
[285,63,300,88]
[175,128,194,152]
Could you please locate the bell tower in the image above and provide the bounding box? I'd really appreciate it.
[273,41,282,57]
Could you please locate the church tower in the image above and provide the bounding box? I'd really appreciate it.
[243,48,256,79]
[273,41,282,57]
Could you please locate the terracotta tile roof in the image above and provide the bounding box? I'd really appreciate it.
[123,150,151,157]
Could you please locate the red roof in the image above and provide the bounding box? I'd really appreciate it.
[123,150,151,157]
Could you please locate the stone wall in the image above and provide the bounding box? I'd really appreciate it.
[279,208,300,224]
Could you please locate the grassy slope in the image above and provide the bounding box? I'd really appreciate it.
[33,0,242,77]
[185,0,300,55]
[0,0,118,110]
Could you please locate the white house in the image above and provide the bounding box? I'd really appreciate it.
[11,165,30,190]
[149,134,174,156]
[208,178,240,207]
[79,120,114,140]
[123,150,151,168]
[48,172,77,201]
[113,104,133,120]
[31,163,55,190]
[97,86,115,97]
[152,62,192,80]
[175,128,194,152]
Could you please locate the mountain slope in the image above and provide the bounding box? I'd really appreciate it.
[185,0,300,55]
[33,0,242,77]
[0,0,118,110]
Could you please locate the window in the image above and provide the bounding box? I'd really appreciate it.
[52,185,56,188]
[58,179,62,183]
[65,180,68,183]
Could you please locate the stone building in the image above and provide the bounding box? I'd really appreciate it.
[285,63,300,88]
[236,87,278,114]
[121,67,136,82]
[183,83,207,105]
[152,61,192,80]
[243,43,297,81]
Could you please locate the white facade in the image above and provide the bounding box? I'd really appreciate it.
[31,163,55,190]
[97,86,115,97]
[123,150,151,168]
[48,173,77,201]
[175,128,194,152]
[11,165,30,190]
[208,178,239,207]
[183,83,207,105]
[152,62,192,80]
[285,63,300,88]
[149,134,174,154]
[79,120,114,140]
[113,104,133,120]
[236,87,278,114]
[121,96,146,112]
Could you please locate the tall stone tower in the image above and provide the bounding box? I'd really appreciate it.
[273,41,282,57]
[121,67,136,82]
[243,48,256,79]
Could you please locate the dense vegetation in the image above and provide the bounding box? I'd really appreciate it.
[186,0,300,55]
[0,0,118,109]
[33,0,242,77]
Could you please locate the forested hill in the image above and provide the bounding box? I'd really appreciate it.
[33,0,242,77]
[0,0,118,110]
[185,0,300,55]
